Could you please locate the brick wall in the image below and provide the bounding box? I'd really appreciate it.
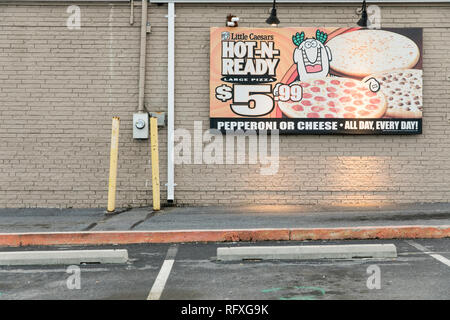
[0,2,449,208]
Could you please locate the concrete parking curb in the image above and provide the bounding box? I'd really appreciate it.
[0,249,129,266]
[217,244,398,261]
[0,225,448,247]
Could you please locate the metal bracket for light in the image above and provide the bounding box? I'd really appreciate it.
[357,0,368,27]
[266,0,280,26]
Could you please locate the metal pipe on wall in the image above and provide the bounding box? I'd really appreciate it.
[138,0,148,113]
[167,1,175,202]
[130,0,135,25]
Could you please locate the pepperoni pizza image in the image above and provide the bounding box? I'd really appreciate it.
[277,78,387,119]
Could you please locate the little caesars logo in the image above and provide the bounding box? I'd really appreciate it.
[221,31,230,41]
[221,31,275,41]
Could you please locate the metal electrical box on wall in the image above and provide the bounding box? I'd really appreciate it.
[149,112,166,127]
[133,113,149,139]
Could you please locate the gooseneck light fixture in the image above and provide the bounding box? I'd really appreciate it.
[266,0,280,26]
[357,0,368,27]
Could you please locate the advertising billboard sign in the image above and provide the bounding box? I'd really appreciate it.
[210,27,423,134]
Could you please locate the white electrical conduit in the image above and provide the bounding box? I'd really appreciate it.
[167,1,175,202]
[130,0,134,25]
[138,0,148,113]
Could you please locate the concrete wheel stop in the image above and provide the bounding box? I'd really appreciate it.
[217,244,397,261]
[0,249,129,266]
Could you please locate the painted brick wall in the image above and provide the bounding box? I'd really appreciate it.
[0,2,449,208]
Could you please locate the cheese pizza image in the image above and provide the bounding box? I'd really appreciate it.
[326,29,420,79]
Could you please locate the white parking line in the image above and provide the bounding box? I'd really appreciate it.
[406,240,450,267]
[147,246,178,300]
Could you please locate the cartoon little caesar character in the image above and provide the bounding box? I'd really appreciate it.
[274,30,333,95]
[293,30,332,81]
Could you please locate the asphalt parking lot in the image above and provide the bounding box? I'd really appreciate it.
[0,239,449,300]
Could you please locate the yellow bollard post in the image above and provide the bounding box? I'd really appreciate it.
[107,117,120,213]
[150,117,160,211]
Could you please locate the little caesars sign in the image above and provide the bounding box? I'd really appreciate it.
[210,27,423,135]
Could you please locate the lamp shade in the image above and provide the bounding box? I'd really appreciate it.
[357,1,368,27]
[266,8,280,26]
